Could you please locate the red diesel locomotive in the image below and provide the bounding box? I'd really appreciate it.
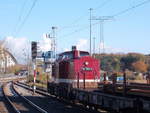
[51,46,100,89]
[48,46,100,97]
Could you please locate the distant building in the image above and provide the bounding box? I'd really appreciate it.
[0,48,17,73]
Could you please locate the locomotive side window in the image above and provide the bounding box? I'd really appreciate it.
[64,53,73,59]
[80,52,89,57]
[58,55,63,60]
[58,52,73,60]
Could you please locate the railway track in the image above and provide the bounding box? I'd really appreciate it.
[3,82,48,113]
[0,76,26,83]
[98,82,150,97]
[15,82,108,113]
[0,84,14,113]
[17,82,150,113]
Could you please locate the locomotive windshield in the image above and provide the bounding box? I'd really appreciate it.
[80,51,89,57]
[58,51,89,60]
[58,52,73,60]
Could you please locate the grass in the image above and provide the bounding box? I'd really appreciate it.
[27,73,48,88]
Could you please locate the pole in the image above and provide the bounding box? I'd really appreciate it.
[4,49,6,74]
[52,26,57,59]
[33,62,36,95]
[83,72,85,89]
[100,20,104,54]
[123,72,127,96]
[77,72,79,88]
[103,73,106,83]
[112,73,117,94]
[27,51,30,82]
[47,72,48,87]
[93,37,95,57]
[89,8,93,56]
[91,16,113,54]
[27,40,30,82]
[52,27,55,58]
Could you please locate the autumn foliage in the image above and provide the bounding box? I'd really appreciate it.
[94,53,150,72]
[132,61,148,72]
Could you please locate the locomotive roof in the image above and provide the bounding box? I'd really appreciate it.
[59,51,89,55]
[57,50,90,61]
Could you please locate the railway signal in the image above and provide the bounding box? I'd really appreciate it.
[31,41,37,60]
[31,41,37,94]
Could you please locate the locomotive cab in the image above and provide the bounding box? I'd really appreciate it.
[57,46,89,61]
[51,46,100,89]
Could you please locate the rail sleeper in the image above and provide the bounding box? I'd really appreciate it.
[2,84,20,113]
[12,84,48,113]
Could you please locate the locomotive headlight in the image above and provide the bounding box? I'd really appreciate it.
[84,61,89,66]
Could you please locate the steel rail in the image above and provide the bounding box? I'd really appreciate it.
[15,82,103,113]
[12,83,48,113]
[2,83,21,113]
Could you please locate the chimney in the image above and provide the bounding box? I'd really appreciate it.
[72,46,77,51]
[72,46,80,58]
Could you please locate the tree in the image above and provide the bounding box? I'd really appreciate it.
[95,53,148,72]
[132,61,148,73]
[120,54,140,70]
[98,55,121,72]
[112,59,120,71]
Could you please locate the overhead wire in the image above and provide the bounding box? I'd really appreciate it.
[95,0,113,10]
[14,0,38,36]
[59,0,113,31]
[112,0,150,17]
[60,0,150,38]
[60,22,100,38]
[59,13,88,30]
[13,0,28,36]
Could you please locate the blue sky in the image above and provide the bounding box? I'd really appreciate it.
[0,0,150,55]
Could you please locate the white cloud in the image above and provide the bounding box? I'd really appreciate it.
[62,38,126,54]
[39,34,51,52]
[64,48,69,52]
[75,39,125,53]
[76,39,88,51]
[3,35,53,64]
[62,38,88,52]
[3,36,30,64]
[97,42,127,53]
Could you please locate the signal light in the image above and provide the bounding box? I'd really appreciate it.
[31,41,37,60]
